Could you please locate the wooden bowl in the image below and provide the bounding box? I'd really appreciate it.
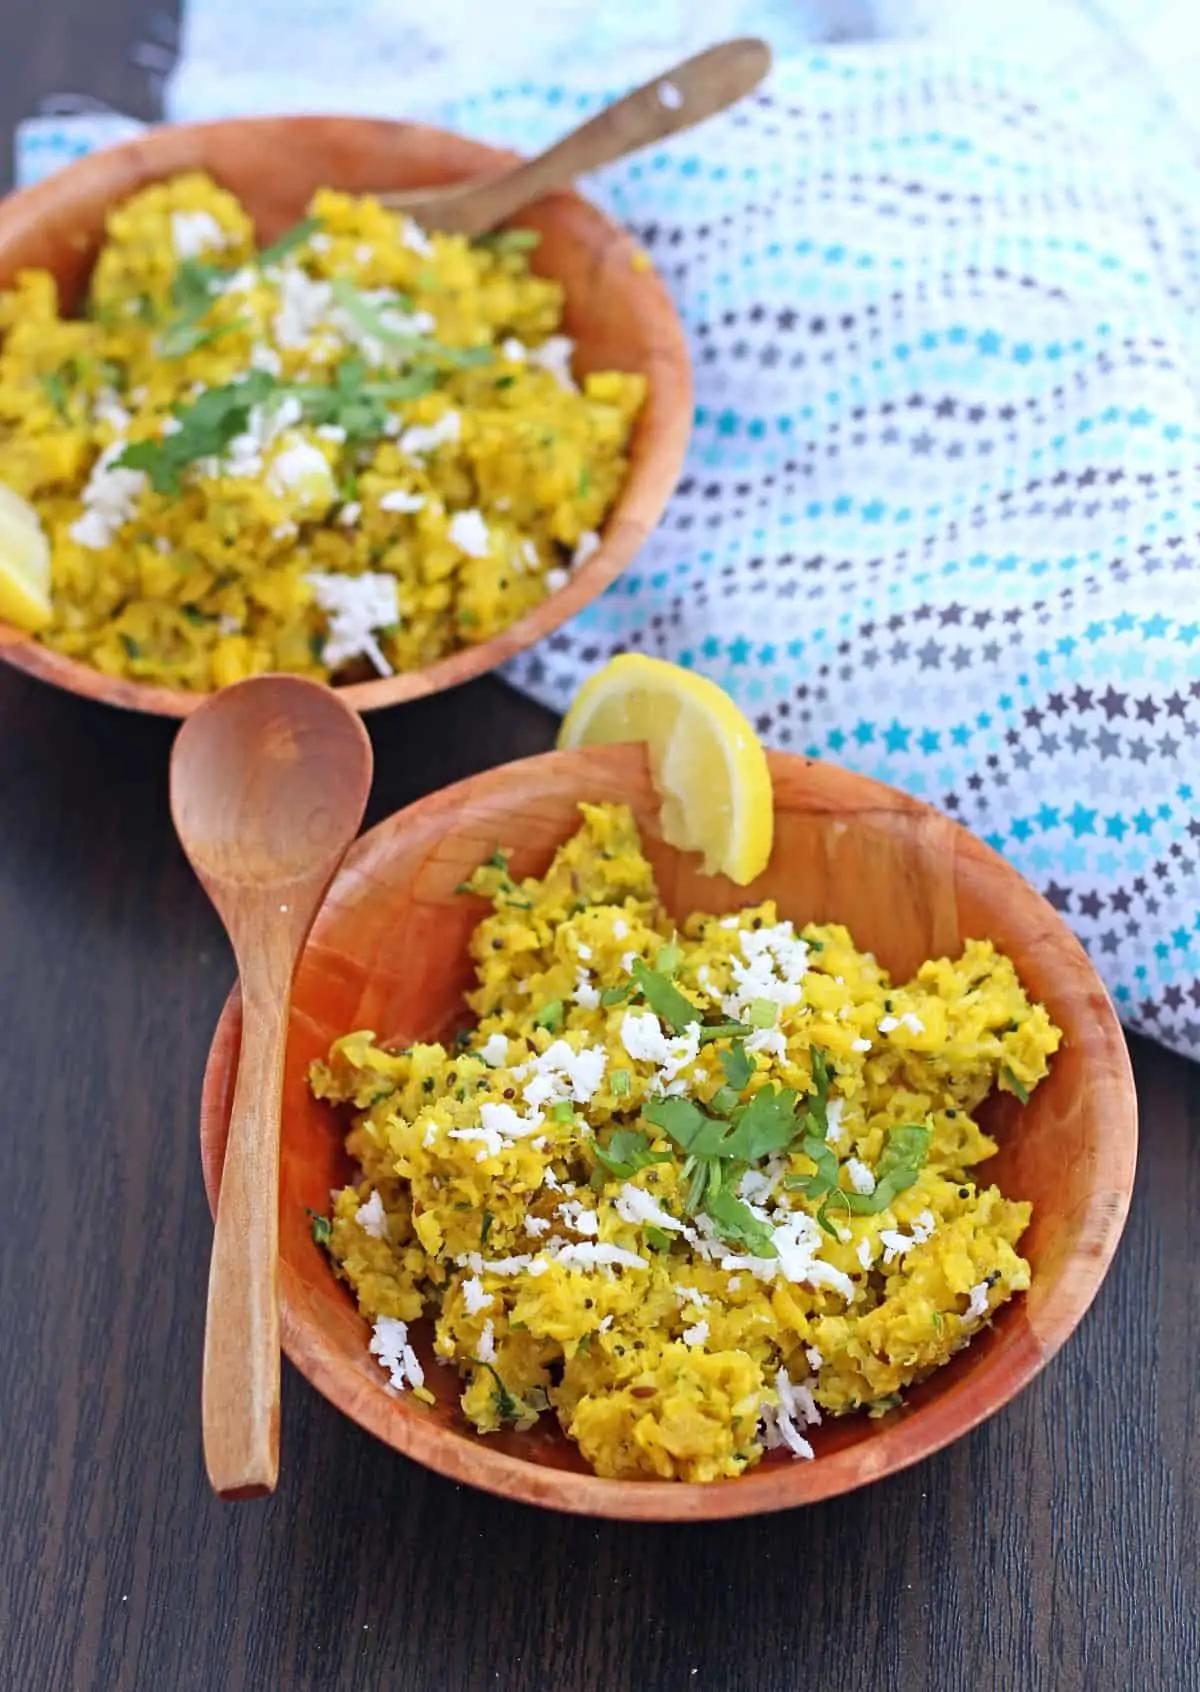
[0,117,691,716]
[198,746,1137,1520]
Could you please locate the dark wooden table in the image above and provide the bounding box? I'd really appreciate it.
[2,9,1197,1689]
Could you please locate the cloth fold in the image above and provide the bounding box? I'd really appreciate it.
[11,2,1200,1058]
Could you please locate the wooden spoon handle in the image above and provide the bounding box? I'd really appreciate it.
[414,37,771,237]
[201,979,287,1498]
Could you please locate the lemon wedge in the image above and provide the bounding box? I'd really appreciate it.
[0,483,53,633]
[558,653,774,884]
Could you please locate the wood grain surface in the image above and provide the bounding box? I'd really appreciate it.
[1,7,1198,1689]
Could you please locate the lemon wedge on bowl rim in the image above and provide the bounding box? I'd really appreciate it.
[557,652,774,885]
[0,483,53,634]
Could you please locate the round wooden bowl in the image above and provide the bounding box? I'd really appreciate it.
[198,746,1137,1520]
[0,117,691,716]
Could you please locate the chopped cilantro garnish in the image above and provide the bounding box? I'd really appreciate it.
[38,368,72,420]
[481,1209,494,1246]
[591,1127,670,1179]
[534,1000,564,1033]
[609,1067,631,1097]
[115,369,278,494]
[478,228,541,254]
[747,998,778,1030]
[703,1186,777,1257]
[630,958,700,1034]
[600,984,631,1007]
[577,465,592,497]
[644,1226,674,1252]
[551,1100,575,1123]
[719,1042,754,1092]
[810,1123,932,1232]
[696,1019,753,1044]
[257,215,321,269]
[655,942,682,974]
[305,1207,332,1247]
[1001,1064,1030,1104]
[471,1359,522,1424]
[485,850,509,871]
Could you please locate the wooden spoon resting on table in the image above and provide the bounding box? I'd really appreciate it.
[170,676,373,1498]
[380,37,773,236]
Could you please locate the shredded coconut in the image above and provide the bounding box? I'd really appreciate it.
[846,1158,876,1196]
[448,508,490,558]
[806,1346,824,1373]
[476,1319,496,1363]
[528,334,577,390]
[851,1037,872,1053]
[966,1280,991,1322]
[69,443,146,550]
[556,1199,600,1237]
[399,410,460,456]
[553,1241,647,1272]
[479,1032,508,1068]
[306,569,397,675]
[760,1368,819,1460]
[379,488,426,513]
[355,1190,388,1239]
[170,209,228,261]
[573,970,600,1011]
[461,1275,492,1315]
[369,1315,424,1391]
[545,567,570,593]
[615,1183,684,1233]
[681,1320,709,1347]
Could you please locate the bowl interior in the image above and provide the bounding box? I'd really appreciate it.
[0,116,691,716]
[199,744,1136,1520]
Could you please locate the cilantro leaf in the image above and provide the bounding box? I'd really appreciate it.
[329,277,418,348]
[591,1128,672,1179]
[477,228,541,254]
[655,942,682,974]
[160,316,249,360]
[38,369,71,421]
[630,959,702,1033]
[721,1085,801,1162]
[258,215,321,269]
[115,370,279,494]
[1001,1064,1030,1104]
[747,999,778,1029]
[696,1019,752,1045]
[609,1068,631,1096]
[810,1123,932,1229]
[470,1358,522,1423]
[600,984,631,1007]
[719,1041,754,1093]
[305,1207,332,1247]
[703,1187,778,1258]
[643,1097,732,1158]
[533,1000,563,1032]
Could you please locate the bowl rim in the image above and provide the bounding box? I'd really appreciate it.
[0,113,692,717]
[197,744,1138,1521]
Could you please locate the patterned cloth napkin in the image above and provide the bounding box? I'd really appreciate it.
[13,1,1200,1059]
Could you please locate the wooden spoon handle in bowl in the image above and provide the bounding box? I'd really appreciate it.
[382,37,772,237]
[201,970,289,1499]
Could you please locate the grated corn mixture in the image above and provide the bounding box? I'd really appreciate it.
[0,172,643,688]
[312,803,1061,1483]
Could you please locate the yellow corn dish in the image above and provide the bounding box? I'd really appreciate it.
[311,802,1061,1484]
[0,172,644,687]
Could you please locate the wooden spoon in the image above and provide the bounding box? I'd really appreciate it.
[170,676,373,1498]
[379,37,772,236]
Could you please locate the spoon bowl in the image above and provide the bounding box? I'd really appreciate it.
[172,676,373,1498]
